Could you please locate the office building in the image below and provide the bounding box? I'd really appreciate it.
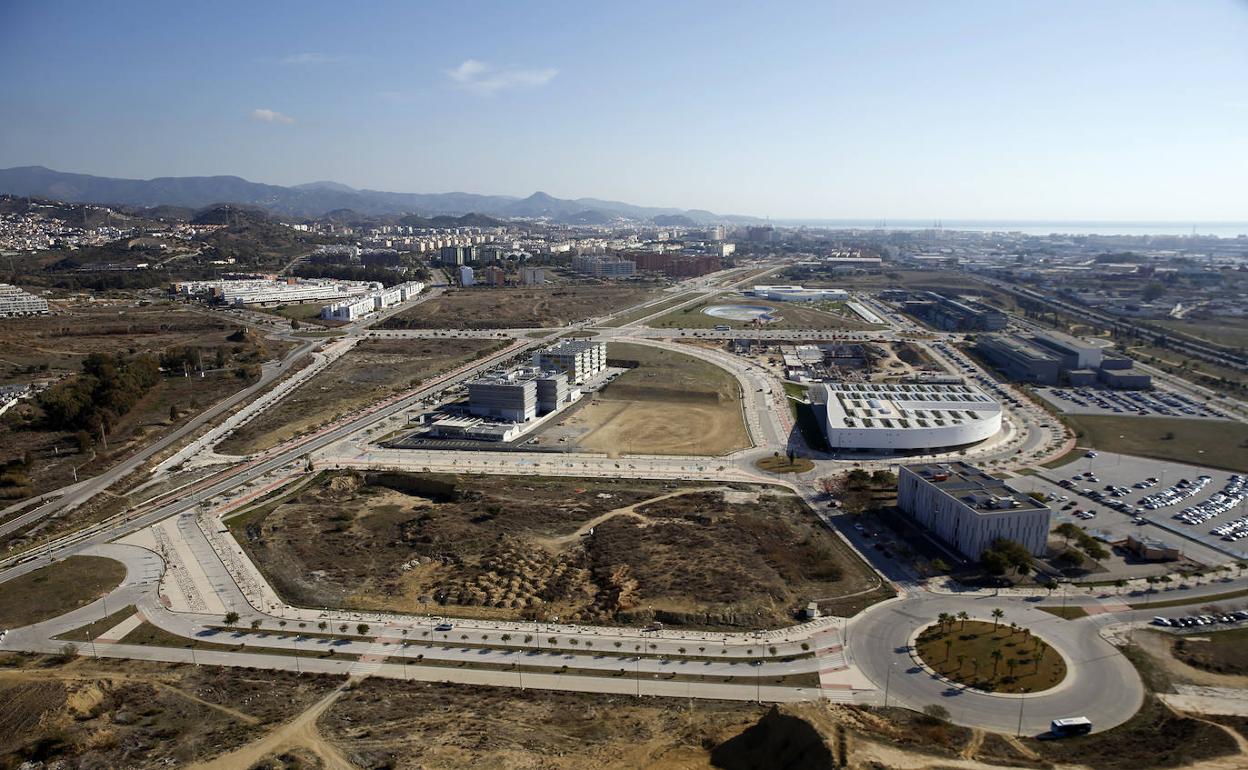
[467,371,537,422]
[902,292,1008,331]
[0,283,49,316]
[822,381,1002,452]
[898,462,1051,559]
[534,339,607,384]
[750,285,849,302]
[976,332,1151,389]
[975,335,1062,385]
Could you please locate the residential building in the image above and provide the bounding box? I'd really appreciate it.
[0,283,49,316]
[533,339,607,384]
[459,265,475,286]
[572,255,635,278]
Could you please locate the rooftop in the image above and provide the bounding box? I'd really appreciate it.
[905,461,1048,513]
[823,382,1000,432]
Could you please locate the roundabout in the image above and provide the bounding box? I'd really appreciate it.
[702,303,777,322]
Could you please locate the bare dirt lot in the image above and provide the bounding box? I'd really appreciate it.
[0,654,338,770]
[378,282,663,330]
[649,294,880,331]
[230,471,886,628]
[558,342,749,456]
[217,337,505,455]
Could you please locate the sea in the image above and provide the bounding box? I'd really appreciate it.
[773,220,1248,238]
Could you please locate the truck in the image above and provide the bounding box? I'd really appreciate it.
[1050,717,1092,737]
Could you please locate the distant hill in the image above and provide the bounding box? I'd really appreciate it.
[0,166,763,225]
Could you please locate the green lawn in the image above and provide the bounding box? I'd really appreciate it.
[1062,414,1248,472]
[754,455,816,474]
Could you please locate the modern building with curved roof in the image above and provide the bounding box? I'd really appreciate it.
[821,381,1002,452]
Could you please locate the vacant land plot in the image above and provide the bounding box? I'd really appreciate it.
[217,337,504,454]
[0,654,337,769]
[1154,317,1248,350]
[0,303,291,501]
[246,301,330,327]
[1063,413,1248,472]
[560,342,748,456]
[0,556,125,629]
[649,294,880,331]
[231,471,884,628]
[1170,627,1248,676]
[378,283,662,330]
[916,620,1067,694]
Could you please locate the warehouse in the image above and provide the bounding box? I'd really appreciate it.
[821,381,1002,452]
[898,462,1051,559]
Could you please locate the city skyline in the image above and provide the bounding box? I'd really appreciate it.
[1,1,1247,220]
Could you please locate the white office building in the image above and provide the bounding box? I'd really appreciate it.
[750,285,849,302]
[533,339,607,384]
[321,281,423,322]
[821,381,1001,452]
[898,462,1051,559]
[0,283,49,316]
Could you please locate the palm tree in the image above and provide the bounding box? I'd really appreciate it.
[339,624,348,634]
[956,654,966,673]
[991,608,1005,630]
[317,621,327,632]
[937,612,951,633]
[1006,658,1017,681]
[957,611,969,630]
[990,649,1004,678]
[944,638,953,663]
[250,619,262,631]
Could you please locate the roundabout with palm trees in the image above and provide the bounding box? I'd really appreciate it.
[913,610,1067,694]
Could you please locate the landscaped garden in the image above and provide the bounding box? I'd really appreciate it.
[914,616,1067,694]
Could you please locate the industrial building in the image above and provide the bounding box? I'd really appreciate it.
[0,283,49,316]
[533,339,607,384]
[821,381,1002,452]
[321,281,424,322]
[898,462,1051,559]
[749,285,849,302]
[976,331,1152,389]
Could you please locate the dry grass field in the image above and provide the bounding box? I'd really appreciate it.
[562,342,749,456]
[378,283,663,330]
[229,471,886,629]
[216,337,505,455]
[648,294,880,331]
[0,556,125,630]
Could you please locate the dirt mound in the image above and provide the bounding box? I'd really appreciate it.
[710,706,832,770]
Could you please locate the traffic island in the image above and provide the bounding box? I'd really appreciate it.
[914,620,1067,694]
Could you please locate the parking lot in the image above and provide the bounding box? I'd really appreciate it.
[1035,384,1228,419]
[1030,451,1248,564]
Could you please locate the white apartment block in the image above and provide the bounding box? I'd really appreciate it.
[533,340,607,384]
[572,255,635,278]
[172,277,379,306]
[0,284,49,316]
[898,462,1051,559]
[321,281,424,322]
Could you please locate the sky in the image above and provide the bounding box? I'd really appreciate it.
[1,1,1247,221]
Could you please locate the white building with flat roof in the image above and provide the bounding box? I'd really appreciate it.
[533,339,607,384]
[0,283,49,316]
[750,285,849,302]
[898,462,1051,559]
[821,381,1001,452]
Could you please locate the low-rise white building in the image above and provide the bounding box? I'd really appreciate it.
[321,281,423,322]
[0,283,49,316]
[898,462,1051,559]
[750,285,849,302]
[821,381,1001,452]
[533,339,607,384]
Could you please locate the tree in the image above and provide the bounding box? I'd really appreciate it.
[357,623,370,636]
[169,404,179,422]
[224,611,240,627]
[339,624,348,634]
[991,608,1005,629]
[317,621,328,632]
[981,539,1033,578]
[923,704,950,722]
[1114,578,1128,594]
[990,649,1004,678]
[250,619,262,631]
[1055,523,1081,547]
[931,558,951,574]
[957,611,969,630]
[943,638,953,662]
[290,318,301,330]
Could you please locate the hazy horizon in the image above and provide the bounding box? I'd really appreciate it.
[2,1,1247,221]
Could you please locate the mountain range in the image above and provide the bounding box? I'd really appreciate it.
[0,166,761,225]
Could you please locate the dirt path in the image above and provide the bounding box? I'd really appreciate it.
[0,667,261,726]
[532,488,703,550]
[186,683,357,770]
[959,729,985,759]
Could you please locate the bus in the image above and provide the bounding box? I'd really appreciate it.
[1050,717,1092,737]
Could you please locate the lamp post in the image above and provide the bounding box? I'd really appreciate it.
[884,661,895,708]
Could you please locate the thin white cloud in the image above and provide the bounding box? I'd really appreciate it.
[281,52,342,65]
[251,108,295,124]
[446,59,557,95]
